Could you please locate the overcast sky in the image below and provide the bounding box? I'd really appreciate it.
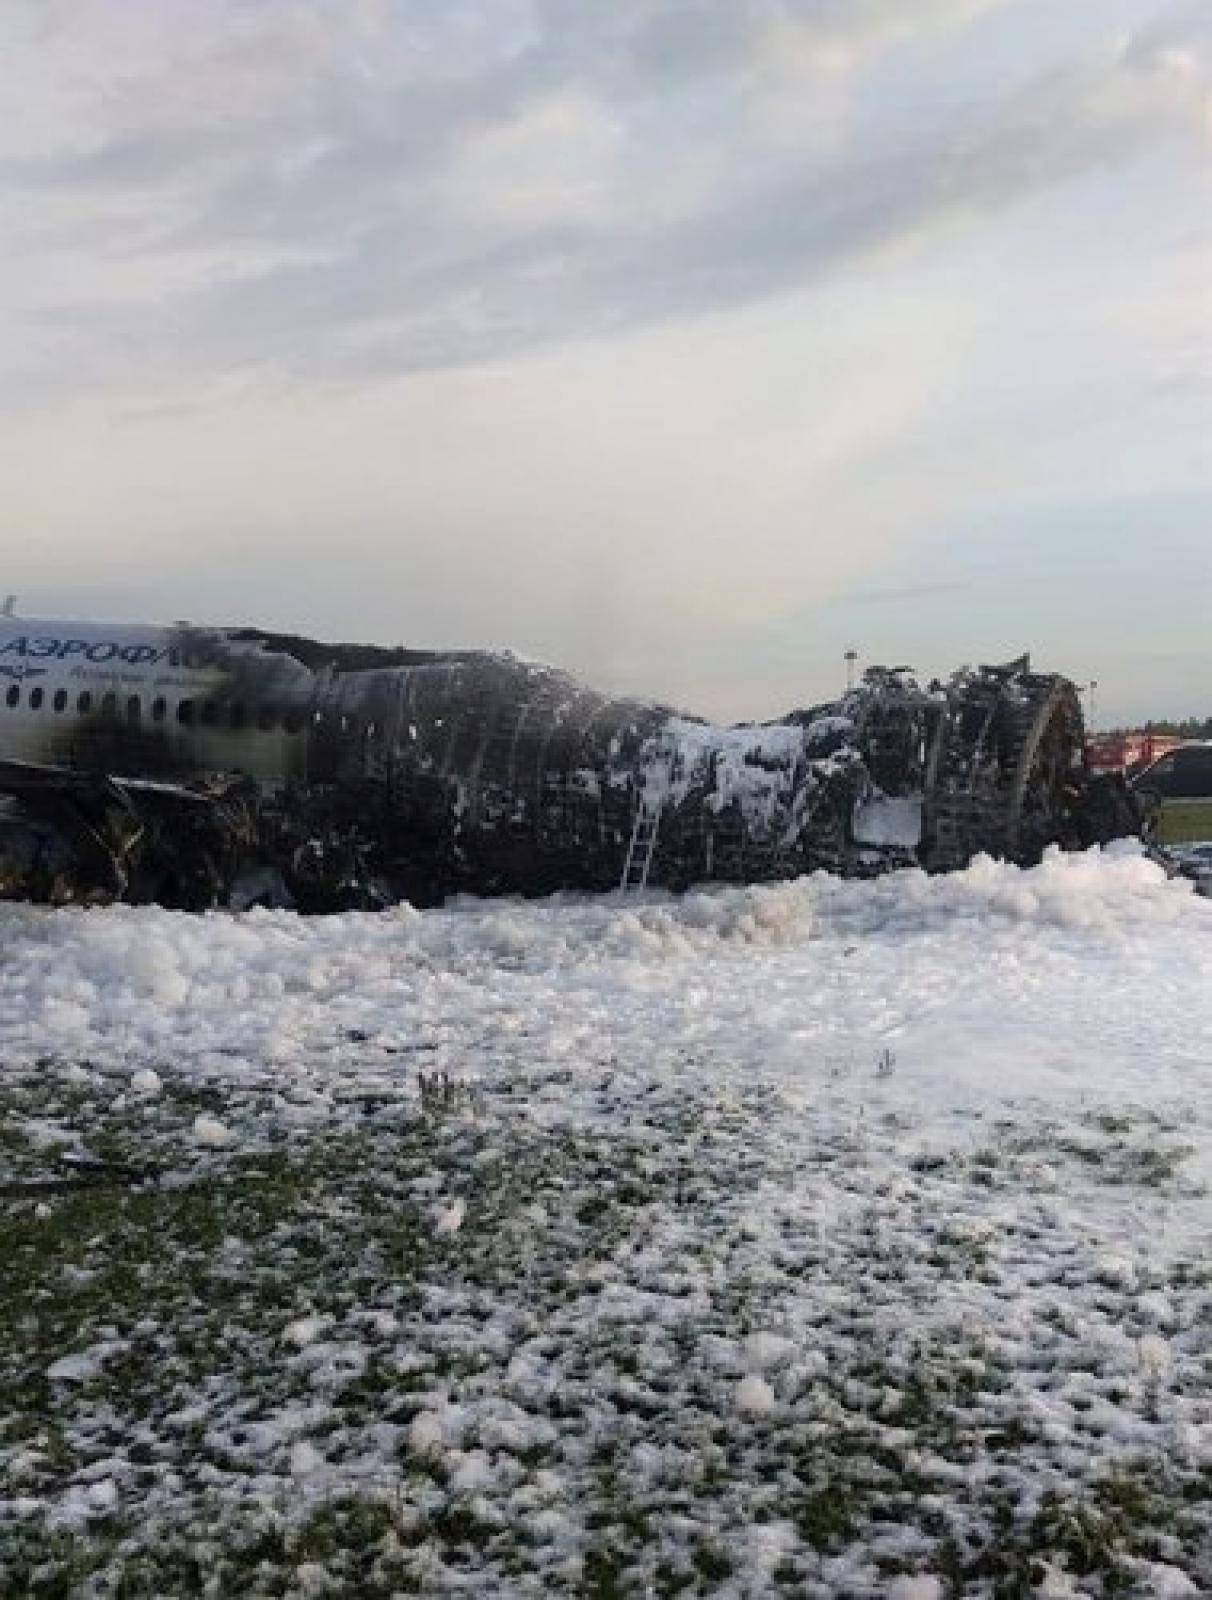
[2,0,1209,724]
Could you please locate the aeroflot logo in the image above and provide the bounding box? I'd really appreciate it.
[0,635,183,667]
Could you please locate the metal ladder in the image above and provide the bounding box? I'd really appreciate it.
[620,797,663,892]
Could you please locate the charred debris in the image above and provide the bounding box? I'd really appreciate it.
[0,630,1143,912]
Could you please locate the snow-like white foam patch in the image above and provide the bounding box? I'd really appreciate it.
[735,1375,776,1417]
[282,1315,331,1351]
[46,1341,126,1384]
[289,1440,324,1478]
[434,1197,465,1235]
[192,1114,235,1149]
[407,1412,445,1454]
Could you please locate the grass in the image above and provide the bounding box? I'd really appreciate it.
[1156,800,1212,845]
[3,1065,1211,1596]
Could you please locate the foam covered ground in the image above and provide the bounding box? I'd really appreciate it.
[2,845,1212,1596]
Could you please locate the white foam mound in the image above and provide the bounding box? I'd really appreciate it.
[0,846,1207,1119]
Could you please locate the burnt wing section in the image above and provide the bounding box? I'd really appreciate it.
[0,633,1146,911]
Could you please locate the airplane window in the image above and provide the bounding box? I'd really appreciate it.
[228,703,246,730]
[127,695,141,722]
[53,690,67,713]
[29,688,44,710]
[199,701,218,726]
[177,699,195,726]
[152,697,167,723]
[101,692,117,717]
[5,686,17,709]
[78,691,93,714]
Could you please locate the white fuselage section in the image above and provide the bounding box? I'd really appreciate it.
[0,616,311,785]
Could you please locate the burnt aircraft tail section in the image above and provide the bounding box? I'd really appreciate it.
[921,667,1086,872]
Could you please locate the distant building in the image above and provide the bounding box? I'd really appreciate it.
[1086,731,1182,775]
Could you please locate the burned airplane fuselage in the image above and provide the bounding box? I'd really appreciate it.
[0,617,1142,910]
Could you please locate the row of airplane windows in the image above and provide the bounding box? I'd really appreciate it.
[2,682,309,733]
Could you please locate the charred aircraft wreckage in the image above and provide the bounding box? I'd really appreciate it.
[0,614,1143,912]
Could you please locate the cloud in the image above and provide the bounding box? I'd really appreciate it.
[2,0,1207,400]
[835,581,972,607]
[0,1,1206,731]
